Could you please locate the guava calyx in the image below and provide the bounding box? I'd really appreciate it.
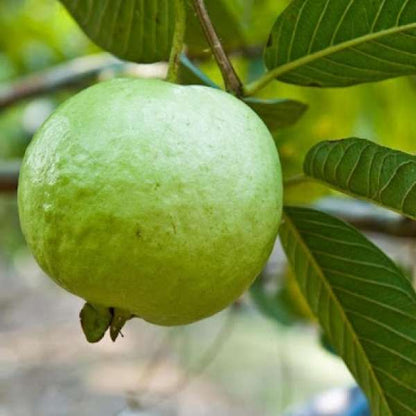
[109,308,133,342]
[80,303,133,343]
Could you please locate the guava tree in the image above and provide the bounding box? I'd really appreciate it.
[5,1,416,415]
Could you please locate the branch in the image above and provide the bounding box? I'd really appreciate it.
[319,201,416,238]
[0,162,20,192]
[192,0,243,96]
[353,216,416,238]
[0,54,127,109]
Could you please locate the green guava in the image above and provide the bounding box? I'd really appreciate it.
[18,78,283,342]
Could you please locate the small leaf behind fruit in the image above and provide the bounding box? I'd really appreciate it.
[280,206,416,416]
[60,0,175,63]
[250,270,313,326]
[244,98,307,132]
[304,138,416,220]
[265,0,416,87]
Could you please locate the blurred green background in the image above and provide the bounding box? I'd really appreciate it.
[1,1,416,415]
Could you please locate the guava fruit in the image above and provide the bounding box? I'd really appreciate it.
[18,78,283,342]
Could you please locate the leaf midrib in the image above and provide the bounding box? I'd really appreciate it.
[283,211,392,416]
[268,21,416,80]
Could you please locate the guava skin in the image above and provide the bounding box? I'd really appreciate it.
[18,78,283,326]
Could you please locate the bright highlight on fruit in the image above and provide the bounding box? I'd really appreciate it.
[18,78,283,342]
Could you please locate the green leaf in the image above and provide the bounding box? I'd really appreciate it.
[280,206,416,416]
[304,138,416,220]
[264,0,416,87]
[243,98,308,132]
[60,0,175,63]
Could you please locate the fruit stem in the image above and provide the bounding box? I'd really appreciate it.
[166,0,187,83]
[192,0,243,96]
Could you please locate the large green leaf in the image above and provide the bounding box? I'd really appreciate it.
[264,0,416,87]
[304,138,416,220]
[280,206,416,416]
[60,0,175,63]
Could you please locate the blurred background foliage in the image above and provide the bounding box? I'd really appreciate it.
[0,0,93,77]
[3,0,416,164]
[0,0,95,265]
[1,1,416,414]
